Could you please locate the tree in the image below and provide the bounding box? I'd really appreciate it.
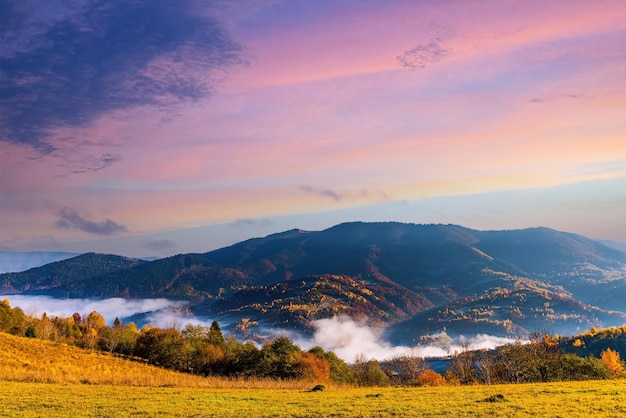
[353,354,391,387]
[82,311,106,349]
[492,342,540,384]
[208,320,225,346]
[258,337,303,379]
[33,312,57,341]
[116,322,139,355]
[601,348,625,378]
[134,328,186,370]
[181,324,209,372]
[98,326,122,353]
[447,350,477,385]
[65,315,83,342]
[86,311,106,331]
[382,355,427,385]
[219,337,261,377]
[193,344,225,375]
[0,302,26,335]
[527,333,561,382]
[297,352,330,382]
[557,354,612,381]
[309,346,355,384]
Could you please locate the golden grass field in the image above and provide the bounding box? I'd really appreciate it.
[2,380,625,417]
[2,332,625,417]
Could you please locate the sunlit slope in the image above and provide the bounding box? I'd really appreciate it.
[0,331,209,386]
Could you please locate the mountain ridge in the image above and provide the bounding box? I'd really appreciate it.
[1,222,624,340]
[0,251,81,274]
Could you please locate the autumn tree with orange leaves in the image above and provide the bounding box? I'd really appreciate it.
[601,348,625,378]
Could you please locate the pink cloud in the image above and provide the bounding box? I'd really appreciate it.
[3,0,625,253]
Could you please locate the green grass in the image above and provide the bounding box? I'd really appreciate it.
[2,379,625,417]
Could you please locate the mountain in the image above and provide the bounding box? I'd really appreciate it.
[0,251,80,274]
[1,222,625,340]
[0,253,145,295]
[62,253,254,301]
[386,272,626,345]
[207,273,434,329]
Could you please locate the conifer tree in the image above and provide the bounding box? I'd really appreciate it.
[208,320,224,346]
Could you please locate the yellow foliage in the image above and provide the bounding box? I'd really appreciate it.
[600,348,625,378]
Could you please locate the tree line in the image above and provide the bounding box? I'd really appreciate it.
[0,299,352,383]
[1,299,624,386]
[446,333,624,384]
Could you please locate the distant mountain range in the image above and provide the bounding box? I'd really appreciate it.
[0,252,80,274]
[1,222,625,342]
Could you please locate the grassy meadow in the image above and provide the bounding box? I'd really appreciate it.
[2,380,625,417]
[2,332,626,417]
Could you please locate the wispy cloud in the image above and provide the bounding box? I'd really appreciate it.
[301,185,342,201]
[0,0,245,152]
[398,38,449,69]
[141,239,177,251]
[229,218,275,228]
[65,153,122,174]
[301,185,389,202]
[55,207,128,235]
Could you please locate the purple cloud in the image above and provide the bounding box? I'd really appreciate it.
[55,207,128,235]
[0,0,245,152]
[301,185,389,202]
[141,239,177,251]
[229,218,275,228]
[398,38,449,69]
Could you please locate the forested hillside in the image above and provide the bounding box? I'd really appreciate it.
[2,222,625,340]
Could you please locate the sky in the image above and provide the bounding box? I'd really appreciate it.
[1,0,625,258]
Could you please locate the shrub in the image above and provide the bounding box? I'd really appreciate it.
[416,369,446,386]
[25,326,38,339]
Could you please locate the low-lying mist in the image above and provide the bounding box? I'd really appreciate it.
[1,295,181,325]
[2,296,518,362]
[296,316,517,362]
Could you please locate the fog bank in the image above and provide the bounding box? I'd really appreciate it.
[1,295,184,325]
[300,316,517,362]
[2,296,518,362]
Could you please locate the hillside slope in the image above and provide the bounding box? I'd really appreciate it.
[0,331,209,386]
